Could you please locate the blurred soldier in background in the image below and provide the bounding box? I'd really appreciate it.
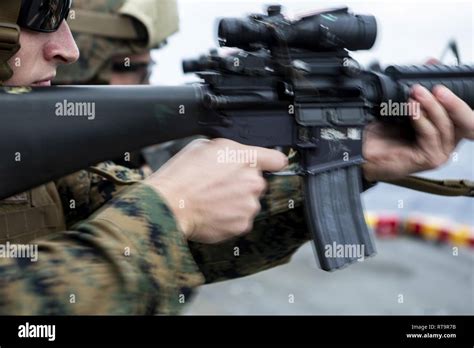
[55,0,176,85]
[55,0,188,170]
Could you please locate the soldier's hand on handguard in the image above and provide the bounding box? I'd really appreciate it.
[144,138,288,244]
[363,85,474,182]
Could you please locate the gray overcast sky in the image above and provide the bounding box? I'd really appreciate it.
[151,0,473,85]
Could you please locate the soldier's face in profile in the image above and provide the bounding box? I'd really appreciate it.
[4,22,79,87]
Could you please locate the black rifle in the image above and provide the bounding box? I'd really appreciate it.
[1,6,473,271]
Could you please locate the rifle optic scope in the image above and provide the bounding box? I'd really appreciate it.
[218,6,377,52]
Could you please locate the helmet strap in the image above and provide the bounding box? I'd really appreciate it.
[0,0,22,82]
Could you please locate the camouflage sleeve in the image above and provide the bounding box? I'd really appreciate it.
[55,161,149,227]
[189,175,311,284]
[84,161,310,285]
[0,183,204,315]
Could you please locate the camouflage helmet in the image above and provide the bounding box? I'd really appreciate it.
[55,0,179,84]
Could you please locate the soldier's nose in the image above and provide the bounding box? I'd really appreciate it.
[43,21,80,65]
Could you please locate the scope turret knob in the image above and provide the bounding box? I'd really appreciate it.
[342,58,362,77]
[267,5,282,16]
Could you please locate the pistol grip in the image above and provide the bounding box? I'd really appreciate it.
[303,165,377,271]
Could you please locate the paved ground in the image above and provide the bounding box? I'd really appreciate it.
[184,142,474,315]
[184,239,473,315]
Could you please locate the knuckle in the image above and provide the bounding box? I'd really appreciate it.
[425,157,438,169]
[245,172,266,192]
[425,161,437,170]
[240,220,254,234]
[425,154,447,169]
[434,154,449,167]
[424,127,440,139]
[413,153,435,170]
[250,199,261,215]
[442,124,456,150]
[253,175,268,193]
[242,199,259,215]
[441,120,455,135]
[230,219,251,236]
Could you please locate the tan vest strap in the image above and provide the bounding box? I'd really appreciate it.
[68,10,142,41]
[0,0,21,22]
[385,176,474,197]
[88,166,140,185]
[0,0,21,82]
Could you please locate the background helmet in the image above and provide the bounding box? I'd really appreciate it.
[55,0,179,84]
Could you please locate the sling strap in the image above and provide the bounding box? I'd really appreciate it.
[386,176,474,197]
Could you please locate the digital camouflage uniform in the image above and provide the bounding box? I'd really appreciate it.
[0,162,308,314]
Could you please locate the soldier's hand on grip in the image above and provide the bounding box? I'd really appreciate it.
[145,139,288,244]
